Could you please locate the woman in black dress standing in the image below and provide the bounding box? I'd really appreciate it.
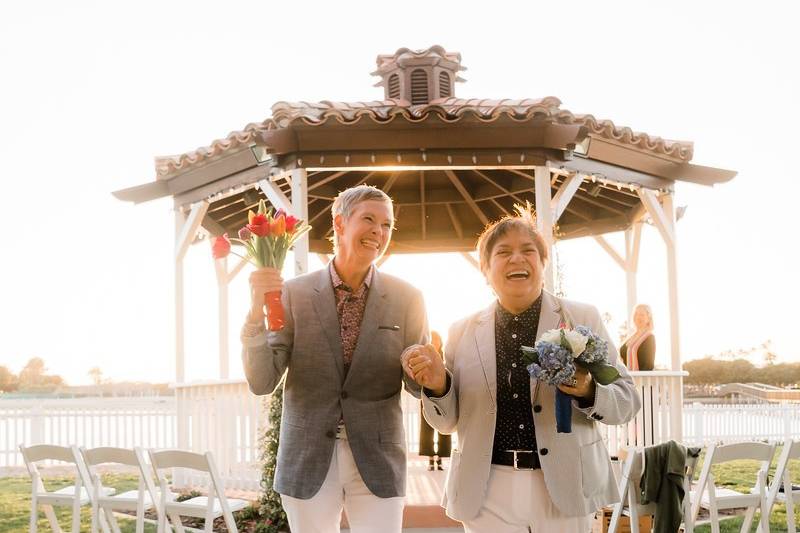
[418,330,451,470]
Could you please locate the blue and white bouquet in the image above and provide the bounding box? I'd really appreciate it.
[521,326,620,433]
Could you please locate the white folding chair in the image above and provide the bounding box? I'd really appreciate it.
[20,443,115,533]
[691,441,776,533]
[609,443,700,533]
[760,438,800,533]
[79,446,159,533]
[148,449,249,533]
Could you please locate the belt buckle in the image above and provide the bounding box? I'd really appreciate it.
[506,449,535,471]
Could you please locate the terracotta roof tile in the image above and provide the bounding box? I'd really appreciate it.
[156,97,692,176]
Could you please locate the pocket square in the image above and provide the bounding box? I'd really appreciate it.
[379,325,400,331]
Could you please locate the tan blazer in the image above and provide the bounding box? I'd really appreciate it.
[421,291,641,520]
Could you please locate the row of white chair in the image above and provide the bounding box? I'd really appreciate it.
[19,444,250,533]
[610,437,800,533]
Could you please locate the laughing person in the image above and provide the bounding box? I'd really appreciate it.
[403,210,640,533]
[241,185,429,533]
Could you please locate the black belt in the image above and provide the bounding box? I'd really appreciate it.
[492,450,540,470]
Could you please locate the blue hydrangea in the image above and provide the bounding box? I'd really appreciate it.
[526,341,576,386]
[574,325,609,364]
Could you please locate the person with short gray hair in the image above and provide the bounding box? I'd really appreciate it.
[241,184,429,533]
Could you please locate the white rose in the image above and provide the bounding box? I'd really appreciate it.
[563,330,589,357]
[539,329,563,345]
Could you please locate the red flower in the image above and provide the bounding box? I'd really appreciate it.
[211,234,231,259]
[285,214,299,232]
[247,213,271,237]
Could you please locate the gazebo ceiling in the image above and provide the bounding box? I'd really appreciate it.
[113,45,736,254]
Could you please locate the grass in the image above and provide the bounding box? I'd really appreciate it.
[0,473,152,533]
[1,455,798,532]
[690,448,800,533]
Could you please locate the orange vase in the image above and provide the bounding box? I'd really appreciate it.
[264,290,285,331]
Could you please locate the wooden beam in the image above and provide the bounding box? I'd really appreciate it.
[507,169,535,181]
[419,171,427,240]
[593,235,626,270]
[308,200,333,226]
[290,168,309,275]
[490,197,511,216]
[383,171,401,193]
[257,178,292,212]
[446,203,465,238]
[551,174,584,221]
[308,171,347,191]
[638,189,674,246]
[444,169,489,225]
[571,191,627,216]
[471,169,527,205]
[460,252,480,271]
[175,201,208,261]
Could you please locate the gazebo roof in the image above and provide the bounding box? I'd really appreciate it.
[114,46,736,254]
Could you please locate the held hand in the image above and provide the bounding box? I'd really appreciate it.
[401,345,425,381]
[407,344,447,396]
[248,267,283,322]
[557,366,595,399]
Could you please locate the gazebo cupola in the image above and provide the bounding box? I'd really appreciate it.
[372,45,466,104]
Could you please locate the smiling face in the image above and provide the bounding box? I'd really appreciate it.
[333,199,394,268]
[633,305,652,330]
[485,227,546,313]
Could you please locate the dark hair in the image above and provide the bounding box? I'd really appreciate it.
[476,214,549,274]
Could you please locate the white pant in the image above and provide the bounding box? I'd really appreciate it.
[463,465,592,533]
[281,428,404,533]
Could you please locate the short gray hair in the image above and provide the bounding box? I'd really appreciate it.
[330,185,393,252]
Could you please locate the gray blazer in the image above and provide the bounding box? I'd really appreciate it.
[242,267,428,499]
[421,291,641,520]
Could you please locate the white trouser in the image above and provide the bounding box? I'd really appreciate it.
[463,465,592,533]
[281,427,404,533]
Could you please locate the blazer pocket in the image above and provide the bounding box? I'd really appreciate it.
[281,412,306,428]
[579,439,611,498]
[445,449,461,502]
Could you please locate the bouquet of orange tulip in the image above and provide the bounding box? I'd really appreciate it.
[211,199,311,330]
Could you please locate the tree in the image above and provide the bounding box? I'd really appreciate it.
[88,367,103,385]
[18,357,46,387]
[0,366,18,392]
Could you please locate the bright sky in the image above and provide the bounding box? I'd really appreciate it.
[1,1,798,385]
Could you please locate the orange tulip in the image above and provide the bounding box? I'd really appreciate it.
[271,214,286,236]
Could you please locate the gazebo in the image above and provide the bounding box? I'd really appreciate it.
[114,46,736,492]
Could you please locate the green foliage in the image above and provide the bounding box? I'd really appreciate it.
[684,357,800,386]
[257,384,289,533]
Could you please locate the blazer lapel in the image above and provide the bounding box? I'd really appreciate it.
[474,303,497,408]
[312,269,345,382]
[343,269,387,389]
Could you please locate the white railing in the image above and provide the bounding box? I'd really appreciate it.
[0,396,176,467]
[600,371,686,455]
[682,402,800,445]
[173,380,264,491]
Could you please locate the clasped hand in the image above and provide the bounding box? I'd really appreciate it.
[401,344,447,396]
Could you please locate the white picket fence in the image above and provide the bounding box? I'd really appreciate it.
[5,378,800,491]
[0,396,176,467]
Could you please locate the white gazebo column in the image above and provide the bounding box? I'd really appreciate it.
[624,222,643,321]
[534,166,555,292]
[214,255,248,379]
[174,201,208,383]
[291,168,309,275]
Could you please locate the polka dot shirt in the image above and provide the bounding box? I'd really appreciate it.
[491,296,542,465]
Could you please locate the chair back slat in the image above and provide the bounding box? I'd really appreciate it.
[709,441,775,464]
[22,444,76,463]
[150,449,210,472]
[82,446,140,467]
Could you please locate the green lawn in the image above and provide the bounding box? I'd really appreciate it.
[1,455,798,532]
[0,473,153,533]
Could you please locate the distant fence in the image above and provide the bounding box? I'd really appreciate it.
[0,397,176,467]
[682,401,800,445]
[4,392,800,476]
